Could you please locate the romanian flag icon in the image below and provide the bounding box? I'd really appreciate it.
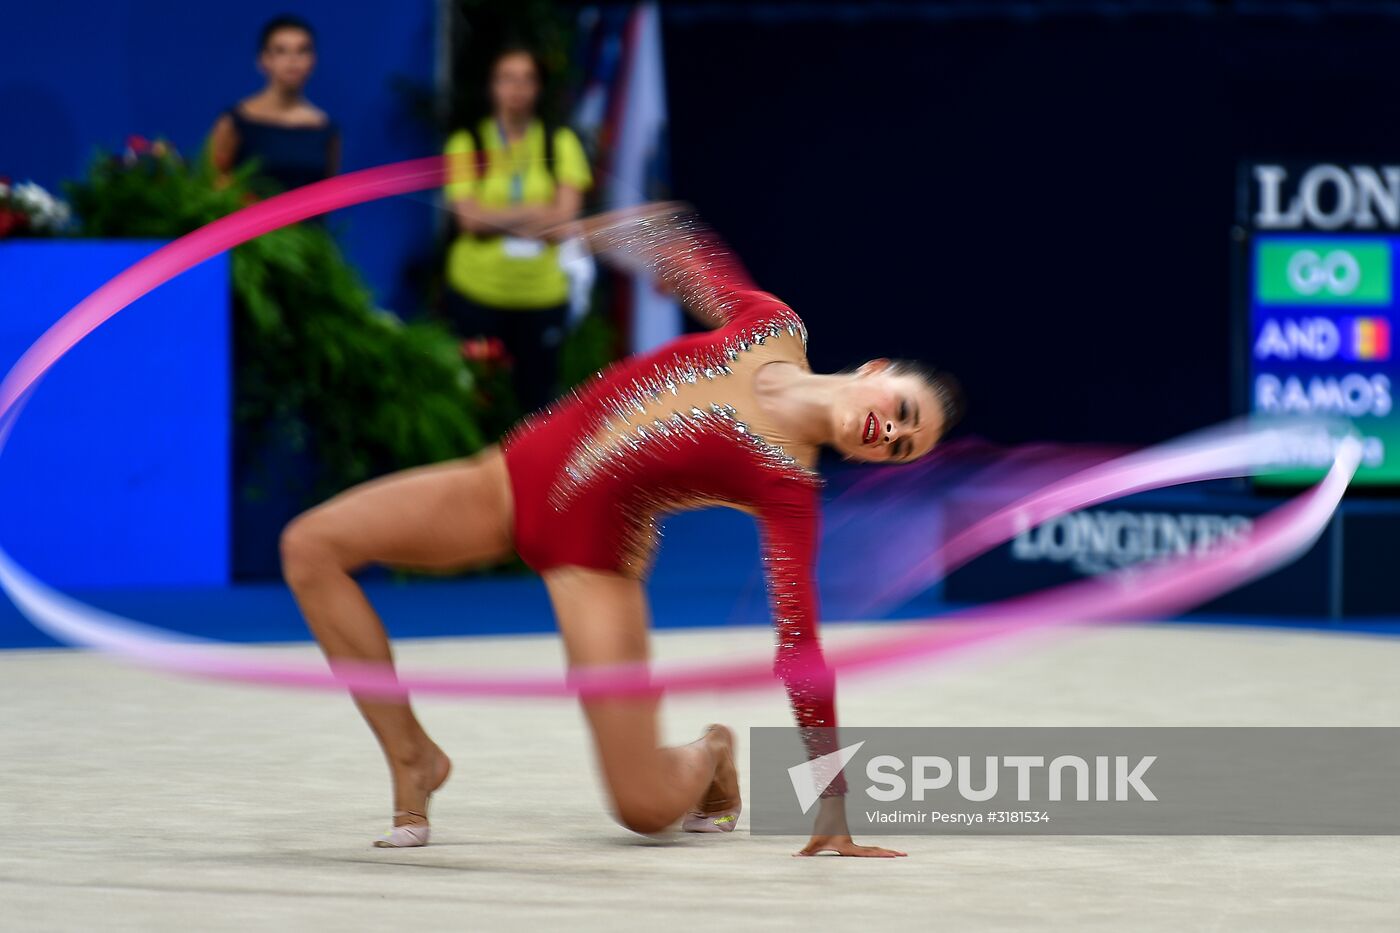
[1348,317,1391,361]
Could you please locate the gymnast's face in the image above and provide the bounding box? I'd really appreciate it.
[492,52,541,120]
[259,28,316,92]
[832,359,945,464]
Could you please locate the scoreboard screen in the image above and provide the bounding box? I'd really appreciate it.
[1240,163,1400,486]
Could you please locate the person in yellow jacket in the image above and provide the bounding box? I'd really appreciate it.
[444,46,593,412]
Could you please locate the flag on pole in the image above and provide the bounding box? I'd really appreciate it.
[573,2,681,353]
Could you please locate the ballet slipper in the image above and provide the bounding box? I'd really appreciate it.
[373,810,430,848]
[682,802,742,833]
[373,749,451,848]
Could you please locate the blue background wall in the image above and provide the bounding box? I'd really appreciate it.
[1,0,438,314]
[0,241,229,588]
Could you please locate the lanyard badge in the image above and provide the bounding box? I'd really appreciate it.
[498,120,526,205]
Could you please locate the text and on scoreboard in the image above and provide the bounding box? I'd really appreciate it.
[1244,163,1400,484]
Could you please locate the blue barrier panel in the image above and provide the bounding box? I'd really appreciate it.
[0,240,229,589]
[1338,503,1400,616]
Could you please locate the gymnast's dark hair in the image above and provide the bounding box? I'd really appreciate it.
[890,359,966,438]
[259,15,315,52]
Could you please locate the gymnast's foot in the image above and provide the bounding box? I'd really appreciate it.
[684,724,742,832]
[374,743,452,848]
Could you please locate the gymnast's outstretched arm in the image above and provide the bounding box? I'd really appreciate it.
[542,203,763,329]
[759,491,907,858]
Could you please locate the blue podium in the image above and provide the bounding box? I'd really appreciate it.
[0,240,230,588]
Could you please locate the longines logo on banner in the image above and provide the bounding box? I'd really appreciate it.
[1010,510,1253,576]
[1254,164,1400,230]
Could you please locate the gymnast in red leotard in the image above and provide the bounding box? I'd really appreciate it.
[279,204,963,857]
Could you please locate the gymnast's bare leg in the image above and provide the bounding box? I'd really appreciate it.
[544,566,739,834]
[280,446,733,841]
[279,446,516,841]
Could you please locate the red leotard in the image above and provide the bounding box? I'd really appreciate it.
[501,210,844,796]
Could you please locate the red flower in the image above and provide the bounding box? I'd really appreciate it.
[460,336,512,366]
[0,207,28,239]
[126,135,152,155]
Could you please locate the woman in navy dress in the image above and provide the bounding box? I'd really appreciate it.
[209,16,339,193]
